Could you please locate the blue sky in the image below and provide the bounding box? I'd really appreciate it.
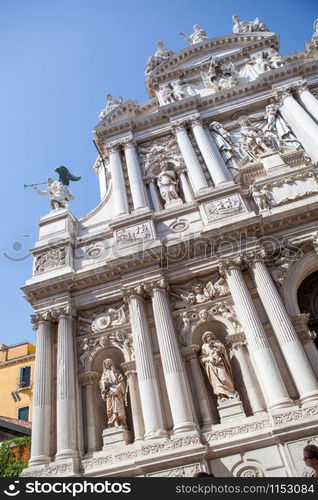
[0,0,316,347]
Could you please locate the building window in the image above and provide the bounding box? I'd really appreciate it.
[18,366,31,389]
[17,406,29,421]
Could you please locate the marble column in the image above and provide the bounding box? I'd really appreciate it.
[107,143,129,216]
[151,280,197,433]
[127,291,166,438]
[145,175,163,212]
[177,167,193,203]
[29,313,54,466]
[124,140,149,211]
[299,331,318,380]
[296,81,318,122]
[191,118,232,186]
[55,306,79,461]
[79,372,99,454]
[172,120,208,193]
[250,258,318,405]
[222,260,293,410]
[122,361,145,441]
[181,345,214,427]
[229,336,266,415]
[275,86,318,162]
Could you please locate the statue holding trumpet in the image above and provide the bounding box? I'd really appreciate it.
[24,166,81,211]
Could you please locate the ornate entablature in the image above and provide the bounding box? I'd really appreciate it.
[23,14,318,479]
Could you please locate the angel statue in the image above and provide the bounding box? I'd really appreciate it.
[172,279,225,307]
[28,166,81,211]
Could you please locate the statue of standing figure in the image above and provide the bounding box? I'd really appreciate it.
[200,332,237,404]
[145,40,173,75]
[99,358,127,428]
[156,165,181,204]
[179,24,208,45]
[232,14,269,34]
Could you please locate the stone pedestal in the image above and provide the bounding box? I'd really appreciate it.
[217,398,245,423]
[261,152,289,175]
[165,199,183,210]
[102,427,132,449]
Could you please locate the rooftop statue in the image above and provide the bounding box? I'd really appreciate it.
[179,24,208,45]
[312,19,318,39]
[99,93,123,120]
[26,166,81,211]
[232,14,269,34]
[145,40,173,76]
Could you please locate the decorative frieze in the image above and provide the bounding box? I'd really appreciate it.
[202,194,245,222]
[34,247,67,275]
[115,221,154,248]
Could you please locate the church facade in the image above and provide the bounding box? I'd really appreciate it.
[22,15,318,477]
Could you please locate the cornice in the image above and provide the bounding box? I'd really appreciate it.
[0,354,35,369]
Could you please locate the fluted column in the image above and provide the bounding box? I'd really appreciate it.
[171,119,208,193]
[181,345,214,427]
[55,305,78,461]
[29,312,55,466]
[151,279,197,433]
[123,140,149,210]
[222,259,293,410]
[177,167,193,203]
[145,175,163,211]
[126,290,166,438]
[275,86,318,161]
[79,372,99,453]
[191,118,232,185]
[295,81,318,122]
[229,335,266,415]
[107,143,129,216]
[122,361,145,440]
[250,258,318,405]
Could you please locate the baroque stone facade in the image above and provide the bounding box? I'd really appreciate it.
[22,15,318,477]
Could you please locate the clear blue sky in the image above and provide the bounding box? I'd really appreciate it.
[0,0,316,347]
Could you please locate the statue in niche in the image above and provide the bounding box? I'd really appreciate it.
[156,164,181,204]
[99,358,127,428]
[209,121,241,168]
[250,185,272,211]
[179,24,208,45]
[263,103,302,151]
[239,118,272,160]
[145,40,173,76]
[232,14,269,34]
[200,331,238,404]
[99,94,123,120]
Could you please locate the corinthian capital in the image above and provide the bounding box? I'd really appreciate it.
[52,303,77,318]
[218,254,246,274]
[170,117,188,134]
[244,248,268,266]
[31,309,57,330]
[274,84,294,104]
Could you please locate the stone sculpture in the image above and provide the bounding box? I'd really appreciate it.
[250,185,272,211]
[32,178,75,211]
[145,40,173,75]
[99,358,127,428]
[200,332,237,403]
[179,24,208,45]
[99,94,123,120]
[156,165,181,204]
[239,119,272,160]
[232,14,269,34]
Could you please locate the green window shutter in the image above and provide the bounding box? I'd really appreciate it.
[19,366,31,386]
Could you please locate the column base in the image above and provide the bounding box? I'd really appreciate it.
[172,421,198,434]
[300,391,318,407]
[268,398,296,412]
[144,428,168,440]
[27,455,52,468]
[102,426,132,449]
[217,398,245,423]
[55,449,79,462]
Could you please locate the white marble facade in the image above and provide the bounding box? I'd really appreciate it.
[22,15,318,478]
